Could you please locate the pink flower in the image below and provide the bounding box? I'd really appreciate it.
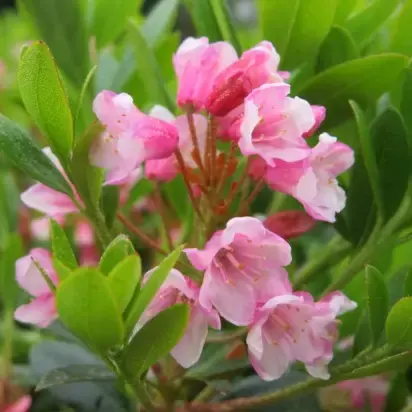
[21,148,78,217]
[247,291,356,381]
[303,105,326,138]
[2,395,32,412]
[266,133,354,222]
[90,91,179,184]
[336,376,388,412]
[264,211,316,240]
[145,106,208,182]
[174,37,238,110]
[205,41,283,116]
[14,249,58,327]
[139,269,220,368]
[185,217,292,326]
[238,83,314,166]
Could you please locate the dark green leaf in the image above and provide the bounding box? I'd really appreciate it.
[101,185,119,229]
[36,364,115,391]
[384,373,408,412]
[316,26,358,73]
[400,65,412,147]
[50,220,77,270]
[0,114,73,196]
[99,234,135,276]
[344,0,398,46]
[0,234,24,309]
[164,175,188,220]
[124,246,183,336]
[22,0,89,85]
[386,297,412,349]
[108,255,141,313]
[370,108,410,221]
[121,304,189,381]
[353,308,371,356]
[404,270,412,297]
[298,54,408,129]
[56,268,124,353]
[365,265,388,345]
[18,41,73,164]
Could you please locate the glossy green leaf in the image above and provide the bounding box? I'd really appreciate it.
[365,265,388,345]
[50,220,77,270]
[90,0,139,49]
[108,255,141,313]
[185,0,223,42]
[128,19,174,111]
[298,54,408,129]
[99,234,135,276]
[0,235,24,309]
[386,297,412,348]
[344,0,398,46]
[56,268,124,353]
[71,122,104,208]
[0,114,73,196]
[18,42,73,164]
[101,185,119,229]
[36,364,115,391]
[121,304,189,381]
[124,246,183,336]
[142,0,179,47]
[316,26,358,73]
[370,108,410,221]
[22,0,89,85]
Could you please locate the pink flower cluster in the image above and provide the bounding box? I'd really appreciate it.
[140,217,356,380]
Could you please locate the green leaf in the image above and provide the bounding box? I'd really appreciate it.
[344,0,398,46]
[53,258,72,283]
[259,0,338,70]
[365,265,388,345]
[353,308,371,356]
[316,26,358,73]
[141,0,179,47]
[0,114,73,196]
[18,42,73,164]
[384,373,408,412]
[128,19,174,111]
[99,234,135,276]
[298,54,408,129]
[124,179,154,211]
[71,122,104,208]
[90,0,139,49]
[184,0,223,42]
[101,185,119,229]
[124,246,183,336]
[370,108,410,221]
[108,255,141,313]
[404,270,412,297]
[121,304,189,381]
[56,268,124,353]
[50,220,77,270]
[22,0,89,85]
[74,65,97,133]
[390,0,412,56]
[0,234,24,309]
[386,297,412,348]
[164,175,189,220]
[36,364,115,391]
[334,0,357,24]
[400,65,412,146]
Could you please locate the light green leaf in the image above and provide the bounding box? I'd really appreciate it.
[121,304,189,381]
[53,258,72,283]
[108,255,141,313]
[344,0,398,46]
[298,54,408,129]
[90,0,139,49]
[18,42,73,164]
[386,297,412,348]
[99,235,135,276]
[22,0,89,85]
[334,0,358,24]
[56,268,124,353]
[390,0,412,56]
[365,265,388,345]
[316,26,358,73]
[50,220,77,270]
[370,108,410,221]
[0,114,73,196]
[124,246,183,337]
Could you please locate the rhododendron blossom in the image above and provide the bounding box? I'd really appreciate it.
[14,249,58,327]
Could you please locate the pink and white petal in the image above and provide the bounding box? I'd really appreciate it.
[149,105,176,123]
[145,157,178,182]
[89,132,123,169]
[184,231,223,270]
[305,362,330,380]
[295,168,318,203]
[320,292,357,316]
[239,100,263,156]
[74,221,95,246]
[14,294,57,327]
[4,395,32,412]
[286,97,316,135]
[222,217,267,244]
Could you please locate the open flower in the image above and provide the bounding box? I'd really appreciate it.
[90,91,179,184]
[145,105,208,182]
[185,217,292,326]
[139,269,220,368]
[247,291,356,381]
[14,249,58,327]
